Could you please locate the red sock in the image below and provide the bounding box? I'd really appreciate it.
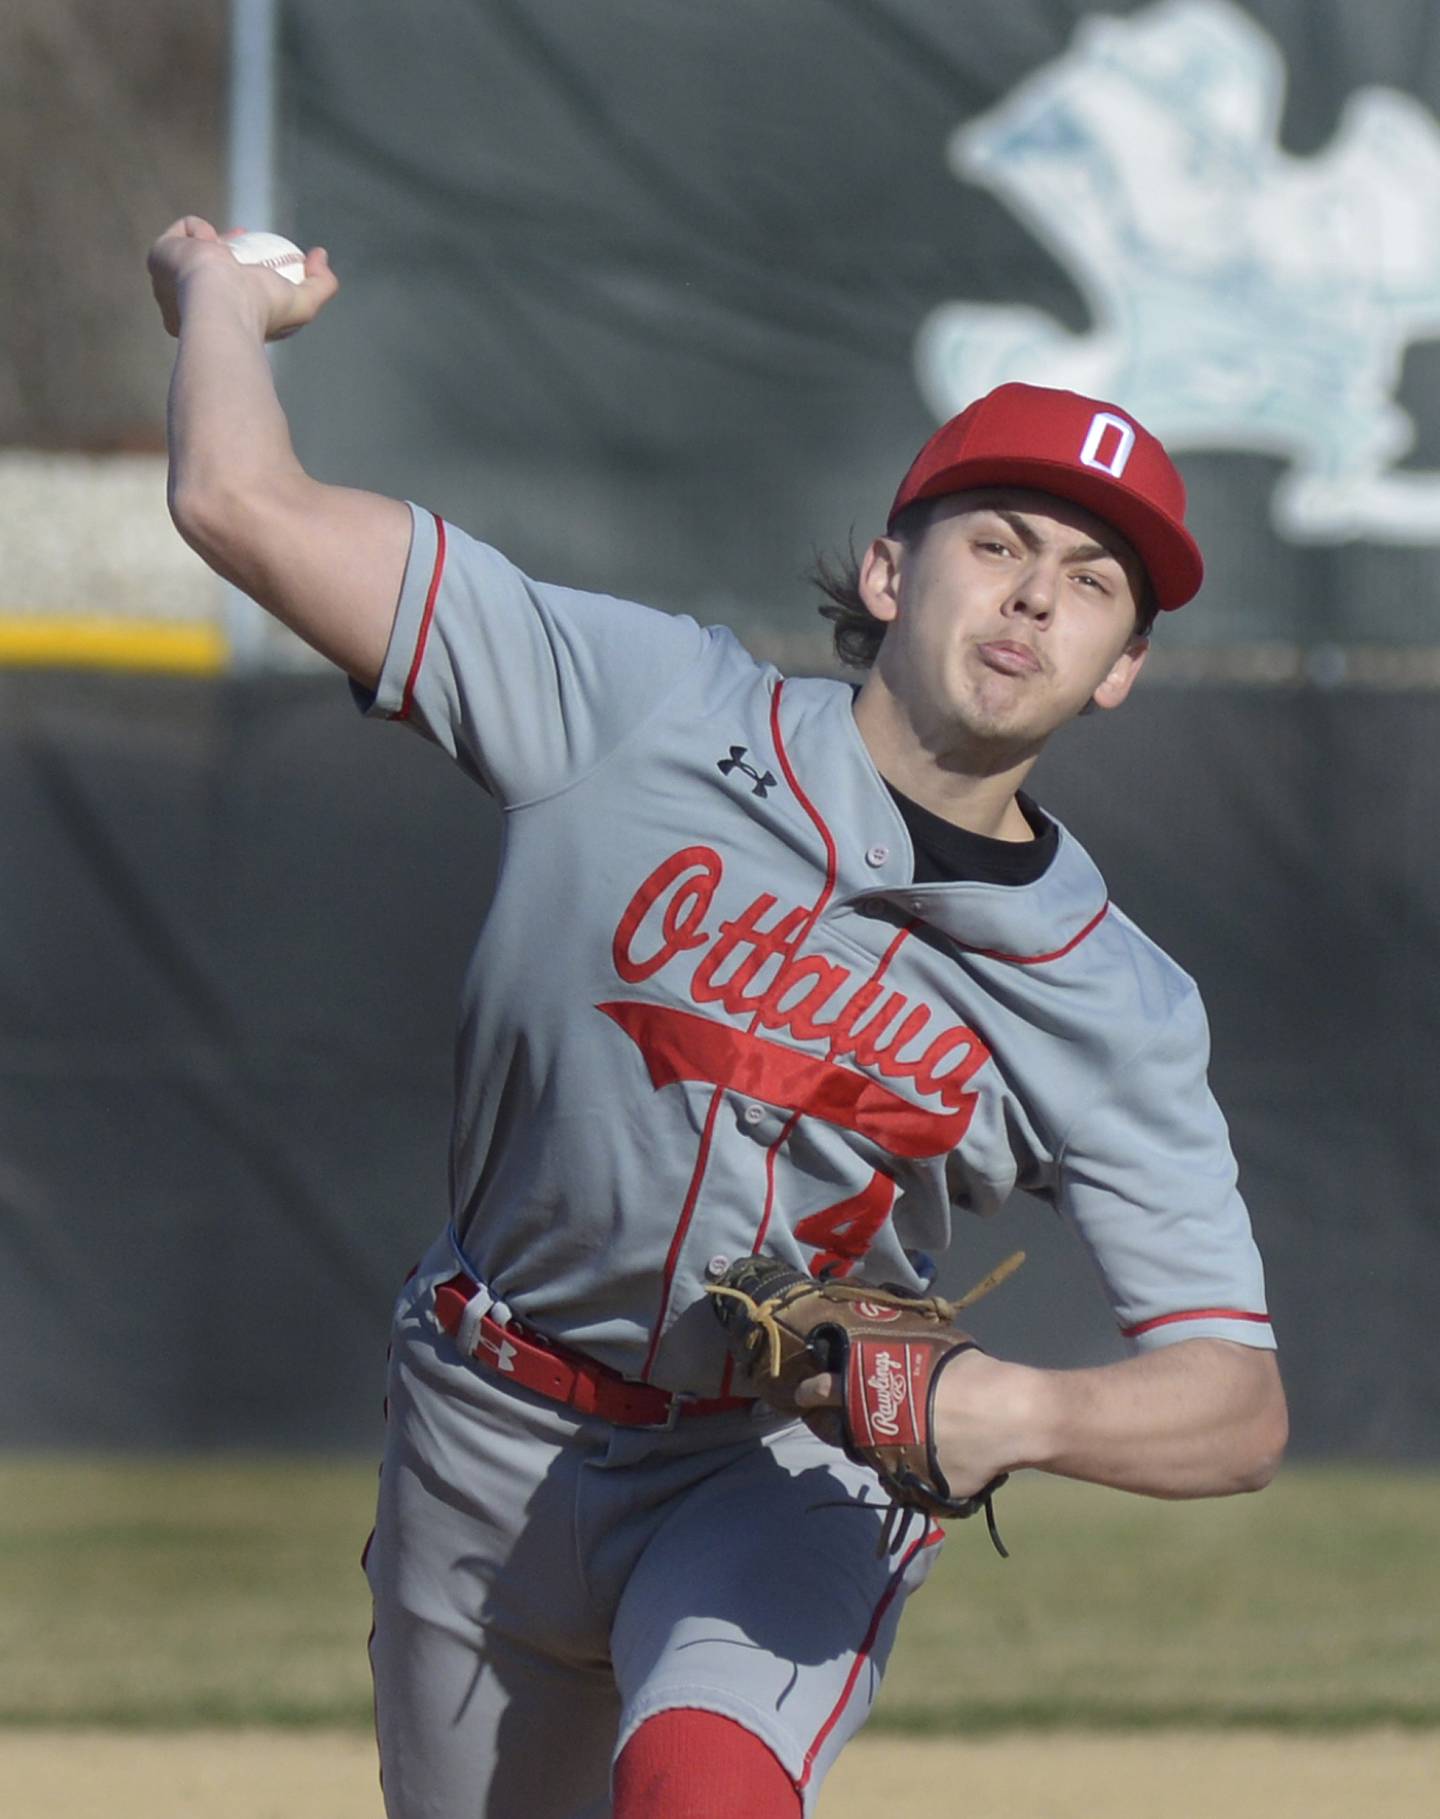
[614,1708,802,1819]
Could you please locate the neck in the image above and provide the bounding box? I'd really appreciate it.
[852,676,1041,841]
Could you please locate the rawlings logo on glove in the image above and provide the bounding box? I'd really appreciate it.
[705,1253,1023,1556]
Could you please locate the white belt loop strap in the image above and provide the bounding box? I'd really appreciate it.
[446,1222,514,1355]
[457,1286,497,1359]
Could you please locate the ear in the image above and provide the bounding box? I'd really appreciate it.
[857,537,905,625]
[1090,636,1149,712]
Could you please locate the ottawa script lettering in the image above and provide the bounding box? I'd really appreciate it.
[603,846,992,1156]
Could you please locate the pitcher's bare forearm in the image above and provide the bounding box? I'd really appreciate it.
[796,1335,1287,1503]
[931,1338,1288,1501]
[166,266,304,521]
[152,221,409,687]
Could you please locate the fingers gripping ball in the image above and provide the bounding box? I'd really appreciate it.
[706,1254,1021,1555]
[224,230,307,284]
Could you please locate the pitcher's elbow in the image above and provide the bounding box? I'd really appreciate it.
[169,474,226,561]
[1238,1388,1290,1492]
[169,473,290,589]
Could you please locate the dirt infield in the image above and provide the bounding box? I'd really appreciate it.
[5,1726,1438,1818]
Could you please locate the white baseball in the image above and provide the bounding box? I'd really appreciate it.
[225,230,307,285]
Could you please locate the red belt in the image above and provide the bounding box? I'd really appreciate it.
[434,1272,755,1427]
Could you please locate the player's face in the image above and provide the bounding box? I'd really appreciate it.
[858,489,1149,757]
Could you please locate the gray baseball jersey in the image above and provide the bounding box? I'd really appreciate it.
[359,505,1273,1817]
[362,505,1272,1386]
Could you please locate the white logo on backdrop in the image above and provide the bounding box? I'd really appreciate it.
[916,0,1440,543]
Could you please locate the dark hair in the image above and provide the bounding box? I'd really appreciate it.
[810,498,1160,669]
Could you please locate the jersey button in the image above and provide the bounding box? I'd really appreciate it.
[865,844,889,867]
[742,1103,765,1125]
[705,1254,731,1280]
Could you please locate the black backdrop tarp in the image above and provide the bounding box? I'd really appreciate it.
[280,0,1440,661]
[3,669,1438,1457]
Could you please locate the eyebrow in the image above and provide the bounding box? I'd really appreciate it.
[980,505,1123,568]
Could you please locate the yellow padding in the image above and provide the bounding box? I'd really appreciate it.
[0,617,228,674]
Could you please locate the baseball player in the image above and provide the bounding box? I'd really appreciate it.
[148,216,1287,1819]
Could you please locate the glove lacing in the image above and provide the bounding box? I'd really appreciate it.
[707,1252,1024,1558]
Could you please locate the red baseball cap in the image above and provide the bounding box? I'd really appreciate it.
[888,382,1204,610]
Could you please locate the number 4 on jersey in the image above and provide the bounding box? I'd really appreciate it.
[794,1168,897,1278]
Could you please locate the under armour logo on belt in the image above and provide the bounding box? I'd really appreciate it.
[717,745,778,798]
[477,1332,517,1373]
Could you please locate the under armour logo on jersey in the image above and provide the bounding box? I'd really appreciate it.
[717,746,778,798]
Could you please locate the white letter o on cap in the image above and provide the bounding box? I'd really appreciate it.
[1079,411,1136,478]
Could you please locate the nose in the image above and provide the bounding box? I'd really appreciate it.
[1003,557,1056,623]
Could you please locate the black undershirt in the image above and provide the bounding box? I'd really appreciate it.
[885,785,1058,886]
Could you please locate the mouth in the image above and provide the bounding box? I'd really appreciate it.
[976,639,1043,677]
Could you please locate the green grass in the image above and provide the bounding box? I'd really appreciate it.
[0,1456,1436,1731]
[0,1455,377,1729]
[878,1467,1440,1731]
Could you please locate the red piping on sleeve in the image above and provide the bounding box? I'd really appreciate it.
[1122,1306,1271,1338]
[393,511,447,723]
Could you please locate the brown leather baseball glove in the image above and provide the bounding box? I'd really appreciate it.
[706,1253,1022,1556]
